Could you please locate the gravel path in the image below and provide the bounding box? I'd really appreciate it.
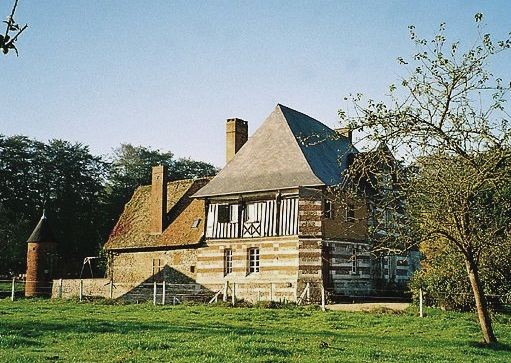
[327,302,410,312]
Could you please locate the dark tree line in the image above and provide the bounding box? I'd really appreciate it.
[0,136,217,277]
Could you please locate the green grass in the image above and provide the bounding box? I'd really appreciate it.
[0,299,510,362]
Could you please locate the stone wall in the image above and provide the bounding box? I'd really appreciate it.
[51,278,136,299]
[109,248,199,284]
[196,236,300,302]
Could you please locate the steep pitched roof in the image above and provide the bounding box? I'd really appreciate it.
[27,211,56,243]
[194,104,356,198]
[104,178,209,251]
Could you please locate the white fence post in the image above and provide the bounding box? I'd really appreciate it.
[223,281,228,302]
[11,277,15,301]
[419,287,424,318]
[162,282,166,306]
[231,282,236,305]
[306,282,310,302]
[59,279,63,298]
[109,279,113,299]
[321,285,326,312]
[153,281,157,305]
[79,279,83,302]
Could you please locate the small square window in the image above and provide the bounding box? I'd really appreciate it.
[247,248,260,274]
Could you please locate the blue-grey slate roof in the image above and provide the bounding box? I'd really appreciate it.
[193,104,356,198]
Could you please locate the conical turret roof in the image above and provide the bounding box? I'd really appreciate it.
[27,211,57,243]
[194,104,357,197]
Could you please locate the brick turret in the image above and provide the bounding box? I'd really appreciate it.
[25,211,57,297]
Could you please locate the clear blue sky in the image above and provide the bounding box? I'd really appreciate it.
[1,1,510,167]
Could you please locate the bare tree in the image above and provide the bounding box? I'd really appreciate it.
[341,14,511,344]
[1,0,28,56]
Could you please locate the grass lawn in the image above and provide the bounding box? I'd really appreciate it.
[0,299,510,362]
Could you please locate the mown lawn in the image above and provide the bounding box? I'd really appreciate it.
[0,299,510,362]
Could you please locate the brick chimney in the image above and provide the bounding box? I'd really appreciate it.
[150,165,168,234]
[226,118,248,163]
[335,127,352,144]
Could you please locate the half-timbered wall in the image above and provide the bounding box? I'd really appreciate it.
[206,197,299,239]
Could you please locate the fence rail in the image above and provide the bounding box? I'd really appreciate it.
[2,278,509,314]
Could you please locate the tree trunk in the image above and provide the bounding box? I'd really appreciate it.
[464,258,497,344]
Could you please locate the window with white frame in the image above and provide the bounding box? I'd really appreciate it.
[244,203,258,222]
[229,204,239,223]
[324,199,334,219]
[247,248,260,273]
[351,249,358,274]
[224,249,233,275]
[345,203,355,223]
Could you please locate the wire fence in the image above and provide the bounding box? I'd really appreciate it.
[1,278,509,314]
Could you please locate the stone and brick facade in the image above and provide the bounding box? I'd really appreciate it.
[91,104,419,303]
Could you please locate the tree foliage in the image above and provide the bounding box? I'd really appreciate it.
[341,14,511,344]
[0,139,218,277]
[0,136,109,275]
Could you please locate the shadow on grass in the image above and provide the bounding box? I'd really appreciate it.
[469,341,511,352]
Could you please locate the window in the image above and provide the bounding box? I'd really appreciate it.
[152,258,164,282]
[224,249,233,275]
[190,265,195,273]
[217,204,230,223]
[345,203,355,223]
[229,204,239,223]
[245,203,258,222]
[247,248,260,274]
[217,204,239,223]
[324,199,334,219]
[351,249,357,274]
[191,218,201,228]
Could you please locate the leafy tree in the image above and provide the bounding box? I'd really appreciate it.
[0,135,109,276]
[341,14,511,344]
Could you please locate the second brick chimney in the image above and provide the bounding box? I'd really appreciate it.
[150,165,168,234]
[226,118,248,164]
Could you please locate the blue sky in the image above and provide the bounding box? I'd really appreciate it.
[1,1,510,166]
